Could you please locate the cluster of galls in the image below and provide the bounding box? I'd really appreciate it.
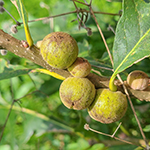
[40,32,149,124]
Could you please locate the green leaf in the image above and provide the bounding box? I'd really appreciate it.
[113,0,150,75]
[66,138,89,150]
[11,0,33,46]
[143,124,150,132]
[0,59,31,80]
[88,143,106,150]
[0,145,11,150]
[0,104,74,145]
[0,68,31,80]
[108,144,137,150]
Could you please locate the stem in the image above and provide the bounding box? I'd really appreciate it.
[84,124,144,148]
[88,4,118,91]
[89,6,114,67]
[117,74,149,149]
[109,74,117,91]
[2,7,21,25]
[111,122,122,138]
[27,10,77,23]
[25,11,120,24]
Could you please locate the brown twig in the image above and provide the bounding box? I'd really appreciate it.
[84,124,144,148]
[111,122,122,138]
[117,74,150,149]
[88,5,114,67]
[72,1,90,31]
[20,10,120,24]
[71,0,89,6]
[27,10,77,23]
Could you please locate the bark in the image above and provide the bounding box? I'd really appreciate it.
[0,29,150,101]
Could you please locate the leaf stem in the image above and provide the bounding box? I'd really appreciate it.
[109,74,117,91]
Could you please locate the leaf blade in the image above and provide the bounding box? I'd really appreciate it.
[0,59,31,80]
[113,0,150,75]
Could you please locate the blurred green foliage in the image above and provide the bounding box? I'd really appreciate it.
[0,0,150,150]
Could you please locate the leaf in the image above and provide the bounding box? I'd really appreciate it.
[0,104,74,144]
[66,138,90,150]
[88,143,106,150]
[143,124,150,132]
[112,0,150,76]
[0,145,11,150]
[11,0,33,46]
[108,0,122,2]
[31,68,65,80]
[108,144,137,150]
[0,59,31,80]
[0,68,31,80]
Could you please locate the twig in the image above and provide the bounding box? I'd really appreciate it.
[83,0,88,5]
[89,0,92,5]
[2,7,21,25]
[117,74,150,149]
[107,25,116,35]
[71,0,89,6]
[84,124,144,148]
[111,122,122,138]
[91,64,113,71]
[21,10,120,24]
[72,1,88,30]
[88,5,114,67]
[27,10,77,23]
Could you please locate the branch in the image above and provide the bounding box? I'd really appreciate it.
[0,29,150,101]
[0,29,70,78]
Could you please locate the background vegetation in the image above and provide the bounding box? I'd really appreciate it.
[0,0,150,150]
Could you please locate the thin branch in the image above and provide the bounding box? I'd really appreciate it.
[117,74,150,149]
[2,7,21,25]
[84,124,144,148]
[88,5,114,67]
[72,1,88,30]
[111,122,122,138]
[89,0,92,5]
[27,10,77,24]
[94,11,120,16]
[20,10,120,24]
[83,0,89,5]
[91,65,113,71]
[71,0,89,6]
[108,25,116,35]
